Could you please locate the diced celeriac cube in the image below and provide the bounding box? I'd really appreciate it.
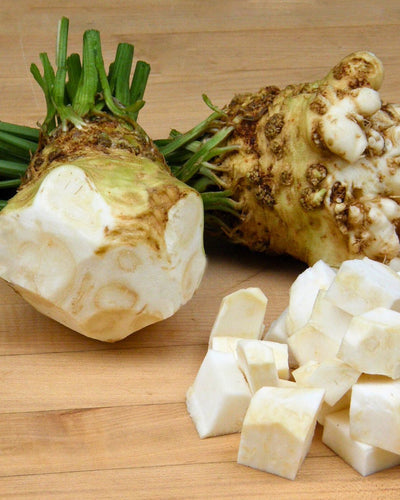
[261,340,290,380]
[288,323,341,365]
[286,260,336,336]
[292,358,360,406]
[264,314,297,370]
[350,375,400,454]
[309,289,352,343]
[278,379,298,388]
[210,336,242,354]
[323,410,400,476]
[236,340,279,393]
[317,391,351,426]
[209,288,268,345]
[186,349,251,439]
[212,336,290,378]
[237,387,325,480]
[264,308,289,344]
[338,307,400,379]
[324,257,400,316]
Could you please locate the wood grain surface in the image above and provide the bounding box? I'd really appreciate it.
[1,1,400,498]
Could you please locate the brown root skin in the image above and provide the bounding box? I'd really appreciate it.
[208,51,400,267]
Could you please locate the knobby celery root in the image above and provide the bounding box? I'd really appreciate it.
[0,19,206,342]
[159,51,400,267]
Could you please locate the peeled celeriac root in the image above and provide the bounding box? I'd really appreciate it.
[0,19,206,341]
[160,51,400,267]
[0,153,205,342]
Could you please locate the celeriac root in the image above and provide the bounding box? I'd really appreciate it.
[161,51,400,267]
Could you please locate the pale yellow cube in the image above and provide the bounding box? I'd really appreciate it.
[209,288,268,344]
[236,340,279,393]
[238,387,325,480]
[292,358,360,406]
[350,375,400,454]
[323,410,400,476]
[338,308,400,379]
[186,349,252,439]
[325,257,400,316]
[288,323,341,365]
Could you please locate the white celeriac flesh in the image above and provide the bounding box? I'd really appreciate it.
[209,287,268,344]
[285,260,336,336]
[288,323,341,365]
[350,375,400,455]
[0,160,206,341]
[237,386,325,480]
[338,307,400,379]
[292,358,360,406]
[324,257,400,315]
[212,337,289,380]
[316,391,351,426]
[322,409,400,476]
[236,340,279,393]
[187,256,400,481]
[186,349,251,439]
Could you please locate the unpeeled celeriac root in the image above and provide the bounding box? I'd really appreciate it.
[187,257,400,480]
[0,19,206,341]
[160,51,400,267]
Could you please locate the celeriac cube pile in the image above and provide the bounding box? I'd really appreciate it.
[186,257,400,480]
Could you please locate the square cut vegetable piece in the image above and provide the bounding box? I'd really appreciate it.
[210,336,242,354]
[211,337,289,380]
[209,288,268,344]
[292,358,360,406]
[264,309,297,369]
[264,308,289,344]
[288,323,341,365]
[317,391,351,426]
[236,340,279,394]
[350,375,400,454]
[324,257,400,316]
[186,349,251,438]
[308,289,352,344]
[323,410,400,476]
[338,307,400,379]
[238,387,325,480]
[262,340,290,380]
[286,260,336,336]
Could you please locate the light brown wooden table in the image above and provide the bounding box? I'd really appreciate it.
[1,1,400,497]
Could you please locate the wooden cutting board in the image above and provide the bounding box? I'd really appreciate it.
[1,1,400,497]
